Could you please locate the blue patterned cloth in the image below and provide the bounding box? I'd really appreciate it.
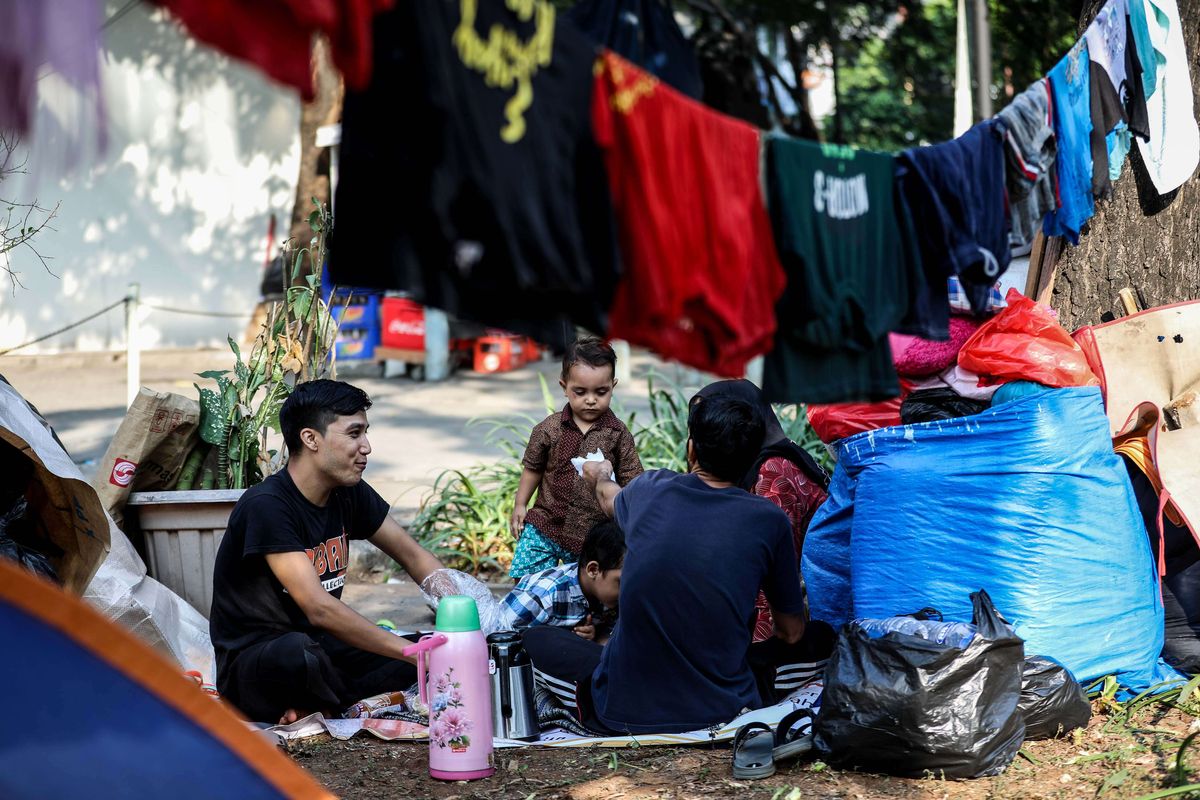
[509,522,575,579]
[500,561,590,631]
[947,275,1006,316]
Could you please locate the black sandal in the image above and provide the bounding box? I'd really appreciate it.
[772,708,815,761]
[731,721,776,779]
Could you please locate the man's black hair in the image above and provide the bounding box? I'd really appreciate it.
[280,379,372,453]
[561,336,617,382]
[687,394,765,483]
[579,520,625,572]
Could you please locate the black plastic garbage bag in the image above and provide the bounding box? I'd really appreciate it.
[899,388,989,425]
[814,589,1025,779]
[0,498,59,583]
[1019,655,1091,739]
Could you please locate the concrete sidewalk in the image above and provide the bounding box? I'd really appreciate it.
[1,346,690,519]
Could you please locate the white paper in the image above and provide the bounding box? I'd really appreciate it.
[570,449,613,480]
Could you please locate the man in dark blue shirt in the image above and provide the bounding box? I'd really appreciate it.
[523,391,815,734]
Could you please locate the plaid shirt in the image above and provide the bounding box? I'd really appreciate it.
[500,563,594,631]
[948,275,1006,315]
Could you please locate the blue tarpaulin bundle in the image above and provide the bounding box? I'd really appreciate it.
[803,386,1179,691]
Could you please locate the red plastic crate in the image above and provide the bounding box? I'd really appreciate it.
[381,297,425,350]
[473,334,525,373]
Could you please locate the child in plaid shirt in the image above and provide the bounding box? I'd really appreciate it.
[499,521,624,642]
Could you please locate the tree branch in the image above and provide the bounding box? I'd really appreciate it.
[0,133,59,291]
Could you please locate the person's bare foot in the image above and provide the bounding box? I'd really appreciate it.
[278,708,308,725]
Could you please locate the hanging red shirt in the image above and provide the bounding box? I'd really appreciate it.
[154,0,391,98]
[592,51,785,377]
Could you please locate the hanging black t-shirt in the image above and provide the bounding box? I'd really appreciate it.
[209,470,390,671]
[332,0,619,347]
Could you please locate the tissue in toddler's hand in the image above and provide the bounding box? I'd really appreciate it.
[570,449,613,480]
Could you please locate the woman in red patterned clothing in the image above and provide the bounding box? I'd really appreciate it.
[692,381,834,691]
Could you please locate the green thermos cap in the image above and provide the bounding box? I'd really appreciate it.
[435,595,481,632]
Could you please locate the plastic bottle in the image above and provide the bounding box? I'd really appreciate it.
[855,615,977,649]
[403,595,494,781]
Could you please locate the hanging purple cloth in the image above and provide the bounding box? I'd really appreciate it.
[0,0,106,160]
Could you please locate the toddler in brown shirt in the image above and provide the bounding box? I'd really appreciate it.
[509,337,643,578]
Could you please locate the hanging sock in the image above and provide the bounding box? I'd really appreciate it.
[1107,121,1133,182]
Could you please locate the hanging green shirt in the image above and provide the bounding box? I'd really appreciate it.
[763,135,920,405]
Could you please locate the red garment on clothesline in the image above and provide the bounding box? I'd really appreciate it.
[154,0,392,99]
[592,51,786,377]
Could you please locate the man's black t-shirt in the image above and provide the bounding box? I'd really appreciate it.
[209,470,390,673]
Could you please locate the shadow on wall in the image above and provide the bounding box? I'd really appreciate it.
[0,0,302,354]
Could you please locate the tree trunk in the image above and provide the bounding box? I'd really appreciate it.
[1050,0,1200,329]
[287,38,343,267]
[782,27,822,140]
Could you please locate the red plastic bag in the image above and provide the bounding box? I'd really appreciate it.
[957,290,1099,387]
[807,380,913,443]
[807,399,902,443]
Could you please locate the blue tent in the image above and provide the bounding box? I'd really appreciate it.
[0,559,333,800]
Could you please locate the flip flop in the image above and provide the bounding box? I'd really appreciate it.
[731,722,776,779]
[772,708,816,761]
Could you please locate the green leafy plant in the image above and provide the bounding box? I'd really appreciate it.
[410,372,830,575]
[180,200,342,491]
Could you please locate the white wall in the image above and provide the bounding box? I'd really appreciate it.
[0,2,300,354]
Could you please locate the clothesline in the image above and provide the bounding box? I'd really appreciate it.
[320,0,1198,407]
[7,0,1195,408]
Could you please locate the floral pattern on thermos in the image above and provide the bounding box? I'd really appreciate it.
[429,668,473,752]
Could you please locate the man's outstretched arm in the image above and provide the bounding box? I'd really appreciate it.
[265,551,416,662]
[582,459,621,518]
[369,515,444,585]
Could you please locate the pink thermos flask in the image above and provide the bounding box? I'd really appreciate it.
[403,595,495,781]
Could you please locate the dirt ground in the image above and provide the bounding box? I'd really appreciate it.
[286,699,1200,800]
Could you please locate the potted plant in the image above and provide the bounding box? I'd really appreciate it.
[127,202,343,615]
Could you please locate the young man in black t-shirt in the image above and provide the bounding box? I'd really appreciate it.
[209,380,444,724]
